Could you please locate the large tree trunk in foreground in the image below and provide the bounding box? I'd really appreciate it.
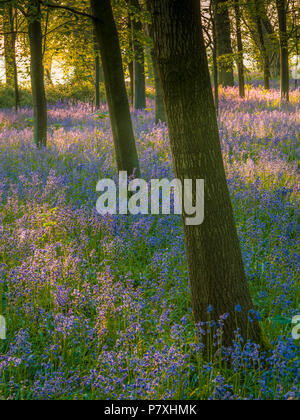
[3,4,19,111]
[234,0,245,98]
[214,0,235,87]
[130,0,146,110]
[276,0,289,102]
[91,0,140,177]
[149,0,263,349]
[28,1,47,148]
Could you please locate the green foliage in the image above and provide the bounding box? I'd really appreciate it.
[0,85,31,108]
[0,81,107,108]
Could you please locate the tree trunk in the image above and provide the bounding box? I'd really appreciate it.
[147,19,166,123]
[44,56,54,87]
[148,0,263,349]
[293,0,298,88]
[128,15,134,107]
[247,0,278,82]
[151,46,167,123]
[276,0,289,102]
[134,56,146,111]
[130,0,146,110]
[91,0,140,177]
[3,4,19,111]
[128,61,134,107]
[255,6,270,90]
[234,0,245,98]
[214,0,235,87]
[259,1,280,78]
[28,1,47,148]
[211,4,219,113]
[94,33,101,109]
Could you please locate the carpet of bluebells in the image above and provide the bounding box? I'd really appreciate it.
[0,87,299,400]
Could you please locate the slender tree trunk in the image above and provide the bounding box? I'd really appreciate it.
[276,0,289,102]
[147,20,166,123]
[90,0,140,177]
[214,0,235,87]
[95,54,100,109]
[234,0,245,98]
[292,0,298,88]
[134,54,146,110]
[151,47,166,123]
[3,4,19,111]
[148,0,263,349]
[44,56,54,87]
[28,1,47,148]
[130,0,146,110]
[211,5,219,113]
[128,61,134,107]
[3,5,14,87]
[247,0,280,78]
[94,33,101,109]
[128,16,134,107]
[250,0,270,89]
[256,13,270,89]
[295,42,299,89]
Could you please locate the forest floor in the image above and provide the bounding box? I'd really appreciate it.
[0,87,299,400]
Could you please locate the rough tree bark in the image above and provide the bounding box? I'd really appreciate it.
[90,0,140,177]
[148,0,263,349]
[276,0,289,102]
[3,3,19,111]
[234,0,245,98]
[214,0,235,87]
[28,0,47,148]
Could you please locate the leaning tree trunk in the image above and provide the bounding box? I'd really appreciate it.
[214,0,235,87]
[3,4,19,111]
[276,0,289,102]
[28,1,47,148]
[234,0,245,98]
[90,0,140,177]
[130,0,146,110]
[148,0,263,349]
